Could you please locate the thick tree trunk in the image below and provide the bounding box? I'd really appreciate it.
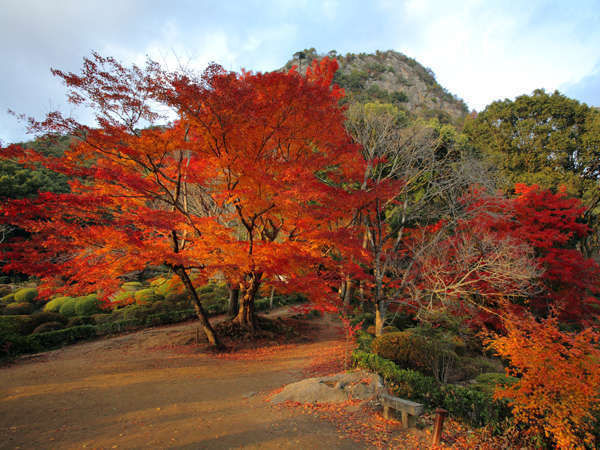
[174,266,223,349]
[227,283,239,317]
[234,272,262,330]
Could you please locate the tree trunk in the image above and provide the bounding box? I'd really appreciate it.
[227,283,239,317]
[268,286,275,312]
[375,299,386,337]
[343,276,353,309]
[234,272,262,330]
[174,266,223,349]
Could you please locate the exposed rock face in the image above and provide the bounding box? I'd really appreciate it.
[283,49,469,125]
[270,370,384,404]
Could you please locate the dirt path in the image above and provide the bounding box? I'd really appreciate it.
[0,310,365,449]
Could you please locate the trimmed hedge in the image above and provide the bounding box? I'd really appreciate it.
[44,296,71,313]
[74,294,101,316]
[14,288,38,303]
[58,298,78,317]
[4,302,35,315]
[353,350,512,430]
[0,315,33,335]
[134,289,163,304]
[1,325,97,357]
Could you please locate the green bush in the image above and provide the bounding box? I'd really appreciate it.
[111,291,134,305]
[350,312,375,328]
[134,289,163,304]
[91,313,112,325]
[14,287,38,303]
[32,321,65,334]
[0,315,34,335]
[58,298,78,317]
[4,302,35,315]
[471,372,518,396]
[372,330,433,371]
[383,326,400,334]
[121,281,143,292]
[371,328,461,383]
[353,350,512,429]
[74,294,101,316]
[1,293,15,303]
[30,311,68,329]
[44,296,71,313]
[66,316,95,327]
[0,286,12,297]
[28,325,97,349]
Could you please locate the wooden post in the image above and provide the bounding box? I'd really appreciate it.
[431,408,448,446]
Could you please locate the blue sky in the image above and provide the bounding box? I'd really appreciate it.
[1,0,599,143]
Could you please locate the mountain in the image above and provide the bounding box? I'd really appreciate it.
[283,49,469,125]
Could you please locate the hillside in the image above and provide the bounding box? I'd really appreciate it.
[283,49,469,125]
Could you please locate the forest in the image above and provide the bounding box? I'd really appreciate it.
[1,51,599,448]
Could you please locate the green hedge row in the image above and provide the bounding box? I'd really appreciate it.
[352,350,512,430]
[2,325,97,357]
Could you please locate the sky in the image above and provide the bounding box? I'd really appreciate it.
[1,0,600,143]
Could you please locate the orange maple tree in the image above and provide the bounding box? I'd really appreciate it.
[489,311,600,448]
[0,53,364,346]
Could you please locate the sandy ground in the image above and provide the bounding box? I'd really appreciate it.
[0,310,365,449]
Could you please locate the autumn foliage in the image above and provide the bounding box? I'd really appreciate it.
[0,53,365,347]
[489,311,600,448]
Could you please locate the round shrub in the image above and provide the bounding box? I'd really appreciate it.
[74,294,101,316]
[32,321,65,334]
[471,372,518,395]
[0,285,12,297]
[44,296,71,313]
[14,287,38,303]
[58,298,78,317]
[134,289,163,304]
[1,293,15,303]
[4,302,34,315]
[371,330,434,371]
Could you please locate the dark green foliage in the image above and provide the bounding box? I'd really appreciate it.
[464,89,600,253]
[32,321,65,334]
[58,298,78,317]
[13,287,37,303]
[29,325,96,349]
[44,296,71,313]
[355,330,374,352]
[0,315,33,335]
[372,330,434,371]
[349,311,375,328]
[353,350,512,429]
[1,293,15,303]
[133,289,163,304]
[74,294,101,316]
[66,316,95,327]
[121,281,143,292]
[4,302,34,315]
[0,286,12,297]
[471,372,518,396]
[30,311,67,329]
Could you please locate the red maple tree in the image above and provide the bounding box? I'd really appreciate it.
[0,54,364,346]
